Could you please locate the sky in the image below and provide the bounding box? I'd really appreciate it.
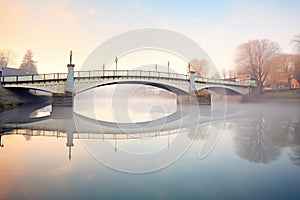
[1,0,300,74]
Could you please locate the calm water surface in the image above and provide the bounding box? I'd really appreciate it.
[0,93,300,199]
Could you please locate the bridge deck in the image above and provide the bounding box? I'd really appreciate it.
[1,70,254,87]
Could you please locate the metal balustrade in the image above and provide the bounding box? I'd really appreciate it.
[1,69,253,87]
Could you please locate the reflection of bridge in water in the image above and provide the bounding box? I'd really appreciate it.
[0,104,249,160]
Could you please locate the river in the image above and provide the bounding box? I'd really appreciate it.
[0,89,299,199]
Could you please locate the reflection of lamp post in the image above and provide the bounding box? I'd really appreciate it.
[188,63,190,74]
[115,134,117,153]
[0,134,4,148]
[0,67,3,85]
[115,56,118,72]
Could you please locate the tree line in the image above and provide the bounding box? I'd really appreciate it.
[187,34,300,94]
[0,49,38,75]
[235,34,300,94]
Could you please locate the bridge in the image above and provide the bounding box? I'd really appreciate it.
[0,62,255,101]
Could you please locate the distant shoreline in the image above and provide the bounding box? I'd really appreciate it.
[241,90,300,103]
[255,98,300,102]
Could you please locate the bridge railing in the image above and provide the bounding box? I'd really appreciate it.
[195,76,250,86]
[74,70,190,80]
[1,69,252,87]
[1,73,68,83]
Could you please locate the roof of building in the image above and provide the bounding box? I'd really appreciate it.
[1,67,28,76]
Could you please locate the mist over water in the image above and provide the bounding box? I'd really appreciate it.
[74,85,177,123]
[0,87,300,199]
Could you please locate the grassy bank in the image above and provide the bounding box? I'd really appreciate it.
[0,87,24,111]
[242,90,300,102]
[0,86,51,112]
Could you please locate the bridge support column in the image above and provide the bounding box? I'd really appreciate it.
[189,71,195,93]
[52,93,73,107]
[66,63,75,93]
[177,71,211,105]
[177,93,211,105]
[52,51,75,107]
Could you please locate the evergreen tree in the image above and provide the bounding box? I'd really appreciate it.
[19,49,38,74]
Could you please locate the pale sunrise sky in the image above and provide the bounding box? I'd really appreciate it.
[1,0,300,74]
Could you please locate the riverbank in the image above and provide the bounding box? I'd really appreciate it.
[0,87,24,110]
[242,90,300,102]
[0,87,50,112]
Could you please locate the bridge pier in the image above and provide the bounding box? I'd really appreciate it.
[52,93,73,107]
[52,51,75,107]
[177,70,211,105]
[51,105,74,119]
[177,93,211,105]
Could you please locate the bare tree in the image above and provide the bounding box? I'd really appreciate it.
[292,34,300,53]
[292,54,300,82]
[221,68,227,79]
[269,54,294,89]
[19,49,38,75]
[235,39,280,94]
[187,58,209,77]
[228,69,236,79]
[0,49,16,69]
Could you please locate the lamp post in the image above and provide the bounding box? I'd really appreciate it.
[115,56,118,72]
[167,61,170,73]
[102,64,105,76]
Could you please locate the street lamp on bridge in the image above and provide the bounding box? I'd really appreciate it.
[167,61,170,73]
[115,56,118,72]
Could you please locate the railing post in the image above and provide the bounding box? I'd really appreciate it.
[189,71,195,93]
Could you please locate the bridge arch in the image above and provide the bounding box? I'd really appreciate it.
[196,85,244,95]
[74,79,189,95]
[4,85,61,94]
